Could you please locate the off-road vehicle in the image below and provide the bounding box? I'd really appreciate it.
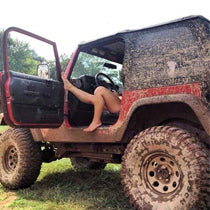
[0,16,209,210]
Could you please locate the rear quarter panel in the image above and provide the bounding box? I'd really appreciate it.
[122,16,210,108]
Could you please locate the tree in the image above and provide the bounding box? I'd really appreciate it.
[8,39,44,75]
[46,54,70,80]
[71,52,122,86]
[0,30,45,75]
[60,53,70,71]
[71,52,107,78]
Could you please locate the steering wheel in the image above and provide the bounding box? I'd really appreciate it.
[95,72,118,92]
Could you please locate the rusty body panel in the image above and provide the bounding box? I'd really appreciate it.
[122,16,209,106]
[1,16,209,150]
[29,17,210,146]
[31,92,209,143]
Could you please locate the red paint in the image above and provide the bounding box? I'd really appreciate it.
[64,94,72,128]
[0,73,12,126]
[119,83,201,121]
[65,48,78,76]
[63,49,79,128]
[0,72,3,83]
[2,27,62,127]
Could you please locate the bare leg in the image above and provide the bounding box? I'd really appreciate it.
[84,86,121,132]
[61,73,94,104]
[61,73,121,132]
[94,86,121,113]
[83,93,104,132]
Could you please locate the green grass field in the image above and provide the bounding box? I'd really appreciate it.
[0,127,133,210]
[0,126,8,133]
[0,160,132,210]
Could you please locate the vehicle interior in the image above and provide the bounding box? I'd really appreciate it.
[68,36,125,126]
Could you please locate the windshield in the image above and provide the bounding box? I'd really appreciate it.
[71,52,123,87]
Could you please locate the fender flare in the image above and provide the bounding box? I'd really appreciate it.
[122,94,209,135]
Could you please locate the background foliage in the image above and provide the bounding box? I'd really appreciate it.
[0,30,122,85]
[0,30,70,76]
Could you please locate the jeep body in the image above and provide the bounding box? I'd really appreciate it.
[0,16,209,210]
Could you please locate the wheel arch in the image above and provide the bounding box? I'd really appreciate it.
[121,94,210,144]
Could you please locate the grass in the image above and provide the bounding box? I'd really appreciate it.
[0,159,133,210]
[0,125,8,133]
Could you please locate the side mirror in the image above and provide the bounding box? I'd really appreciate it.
[37,64,50,79]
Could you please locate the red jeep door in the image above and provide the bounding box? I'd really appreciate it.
[1,27,64,127]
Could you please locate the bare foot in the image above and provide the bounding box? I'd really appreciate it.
[83,122,102,132]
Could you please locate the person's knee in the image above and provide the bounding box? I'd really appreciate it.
[94,86,106,95]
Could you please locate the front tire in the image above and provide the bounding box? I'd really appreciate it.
[121,126,210,210]
[0,128,42,189]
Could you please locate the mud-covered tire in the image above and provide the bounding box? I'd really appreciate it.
[0,128,42,189]
[121,126,210,210]
[71,157,106,170]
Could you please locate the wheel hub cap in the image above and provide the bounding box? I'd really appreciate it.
[143,153,182,194]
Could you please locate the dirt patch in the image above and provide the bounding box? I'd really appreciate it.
[0,193,17,209]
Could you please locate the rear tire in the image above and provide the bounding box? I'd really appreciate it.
[71,157,106,170]
[121,126,210,210]
[0,128,42,189]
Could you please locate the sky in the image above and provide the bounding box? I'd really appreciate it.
[0,0,209,56]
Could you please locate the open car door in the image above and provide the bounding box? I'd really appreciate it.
[1,27,64,127]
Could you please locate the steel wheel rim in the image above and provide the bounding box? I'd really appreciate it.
[142,152,182,195]
[3,145,18,173]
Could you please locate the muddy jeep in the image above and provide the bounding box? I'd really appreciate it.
[0,16,209,210]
